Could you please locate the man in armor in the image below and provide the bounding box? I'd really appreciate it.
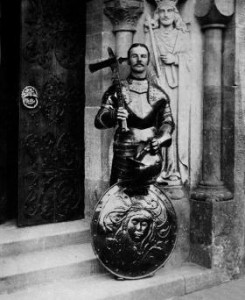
[95,43,175,186]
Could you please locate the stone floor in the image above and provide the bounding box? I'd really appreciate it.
[0,263,224,300]
[1,272,245,300]
[168,276,245,300]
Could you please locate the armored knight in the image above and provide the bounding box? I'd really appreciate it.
[95,43,175,186]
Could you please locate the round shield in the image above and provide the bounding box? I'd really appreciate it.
[91,183,177,279]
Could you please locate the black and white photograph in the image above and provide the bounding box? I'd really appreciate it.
[1,0,245,299]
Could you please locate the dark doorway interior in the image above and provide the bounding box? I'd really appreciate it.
[0,1,20,222]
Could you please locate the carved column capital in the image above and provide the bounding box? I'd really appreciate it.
[104,0,144,32]
[195,0,234,29]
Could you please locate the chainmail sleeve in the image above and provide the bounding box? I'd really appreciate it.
[94,85,118,129]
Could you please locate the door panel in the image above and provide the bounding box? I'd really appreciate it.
[18,0,85,226]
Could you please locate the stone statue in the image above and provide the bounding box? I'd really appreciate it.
[94,43,175,186]
[145,0,191,186]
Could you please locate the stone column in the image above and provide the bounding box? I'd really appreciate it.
[190,0,236,275]
[192,0,234,200]
[104,0,144,57]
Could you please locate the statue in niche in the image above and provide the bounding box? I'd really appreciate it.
[145,0,191,186]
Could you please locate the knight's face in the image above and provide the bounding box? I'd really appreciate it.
[128,46,149,74]
[158,5,175,26]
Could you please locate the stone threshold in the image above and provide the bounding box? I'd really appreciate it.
[1,263,228,300]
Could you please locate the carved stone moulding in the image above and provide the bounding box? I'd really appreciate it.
[195,0,235,28]
[104,0,144,32]
[91,183,177,279]
[191,183,233,202]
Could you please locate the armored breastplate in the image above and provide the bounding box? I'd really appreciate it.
[123,79,153,121]
[119,79,158,140]
[127,80,153,121]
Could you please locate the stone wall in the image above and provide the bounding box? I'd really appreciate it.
[189,0,245,278]
[85,0,115,217]
[234,0,245,275]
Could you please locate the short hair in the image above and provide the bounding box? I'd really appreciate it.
[127,43,150,64]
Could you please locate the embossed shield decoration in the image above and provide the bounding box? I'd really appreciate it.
[91,184,177,279]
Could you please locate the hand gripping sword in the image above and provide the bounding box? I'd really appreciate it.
[89,47,129,132]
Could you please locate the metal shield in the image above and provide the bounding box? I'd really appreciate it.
[91,183,177,279]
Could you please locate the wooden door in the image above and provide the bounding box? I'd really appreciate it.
[18,0,85,226]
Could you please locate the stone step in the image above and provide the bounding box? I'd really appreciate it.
[0,219,91,257]
[168,276,245,300]
[0,242,105,294]
[0,263,225,300]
